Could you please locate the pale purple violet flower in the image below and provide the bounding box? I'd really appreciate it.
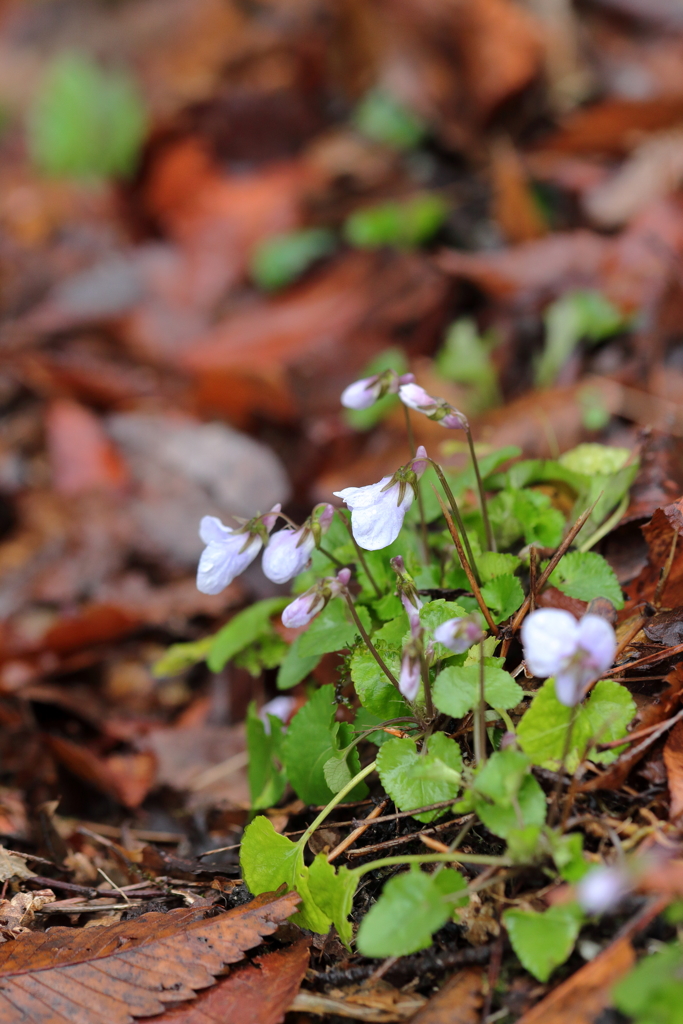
[334,446,429,550]
[259,696,297,734]
[399,650,422,702]
[521,608,616,706]
[281,568,351,629]
[577,865,630,914]
[398,383,467,429]
[434,614,485,654]
[262,503,334,584]
[197,505,280,595]
[341,370,415,410]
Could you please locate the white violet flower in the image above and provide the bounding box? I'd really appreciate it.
[334,446,429,550]
[262,503,334,584]
[259,696,297,734]
[398,383,467,429]
[341,369,415,410]
[434,613,485,654]
[577,865,630,914]
[521,608,616,706]
[197,505,280,595]
[399,600,424,702]
[281,568,351,629]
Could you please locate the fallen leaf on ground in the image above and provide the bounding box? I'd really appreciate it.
[0,890,298,1023]
[148,936,310,1024]
[290,989,425,1022]
[45,735,157,810]
[46,401,129,497]
[664,718,683,823]
[515,936,635,1024]
[540,96,683,156]
[0,847,35,883]
[0,891,54,938]
[408,967,484,1023]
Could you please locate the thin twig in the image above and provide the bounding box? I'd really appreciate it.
[464,424,495,552]
[343,592,400,689]
[428,459,479,580]
[327,800,389,863]
[606,640,683,677]
[346,817,473,859]
[433,486,499,635]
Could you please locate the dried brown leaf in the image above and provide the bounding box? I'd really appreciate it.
[0,890,299,1024]
[408,967,484,1024]
[0,848,35,884]
[147,937,310,1024]
[664,718,683,823]
[0,891,55,938]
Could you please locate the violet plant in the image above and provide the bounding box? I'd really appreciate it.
[155,370,642,975]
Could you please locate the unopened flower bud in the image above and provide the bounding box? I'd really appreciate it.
[398,383,467,430]
[281,569,350,629]
[399,649,422,702]
[433,613,485,654]
[341,370,415,410]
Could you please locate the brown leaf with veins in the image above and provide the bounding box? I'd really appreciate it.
[0,890,299,1024]
[143,937,310,1024]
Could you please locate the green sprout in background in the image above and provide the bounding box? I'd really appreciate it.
[353,89,427,151]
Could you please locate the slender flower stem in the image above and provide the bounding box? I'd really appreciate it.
[464,425,495,553]
[474,640,487,766]
[317,543,344,568]
[301,760,378,848]
[427,459,479,581]
[343,591,400,690]
[354,852,510,878]
[548,705,578,827]
[404,404,430,561]
[420,652,435,721]
[338,510,382,598]
[432,486,499,636]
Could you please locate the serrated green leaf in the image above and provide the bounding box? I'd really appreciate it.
[277,635,321,690]
[246,702,287,811]
[282,686,367,805]
[29,52,146,179]
[433,662,523,720]
[208,598,289,672]
[417,599,468,658]
[373,614,410,649]
[308,855,358,948]
[472,749,546,839]
[297,600,372,657]
[504,903,584,982]
[559,444,630,476]
[350,647,411,720]
[478,552,520,581]
[323,753,354,794]
[356,866,467,958]
[152,636,213,678]
[612,941,683,1024]
[547,550,624,609]
[480,574,524,622]
[517,678,636,772]
[250,228,336,291]
[240,815,331,933]
[376,733,463,823]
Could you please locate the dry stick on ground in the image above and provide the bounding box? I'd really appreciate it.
[347,816,474,859]
[501,498,599,657]
[606,640,683,677]
[433,486,499,635]
[327,800,389,863]
[597,706,683,750]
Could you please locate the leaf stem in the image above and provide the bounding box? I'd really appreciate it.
[301,760,377,849]
[474,640,487,766]
[354,852,510,879]
[343,591,400,690]
[338,510,382,599]
[464,425,495,552]
[317,543,344,569]
[428,459,479,580]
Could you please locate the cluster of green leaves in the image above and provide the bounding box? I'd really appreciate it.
[28,52,147,178]
[612,938,683,1024]
[535,290,629,389]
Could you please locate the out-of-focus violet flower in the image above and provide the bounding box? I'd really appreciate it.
[341,369,415,410]
[392,555,423,617]
[521,608,616,706]
[398,383,467,430]
[262,503,334,584]
[281,568,351,629]
[334,447,428,550]
[259,696,297,734]
[577,865,630,915]
[434,613,485,654]
[197,505,280,595]
[399,650,422,702]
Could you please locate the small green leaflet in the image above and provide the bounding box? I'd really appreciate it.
[297,600,372,658]
[559,443,631,476]
[208,598,289,672]
[152,636,213,678]
[471,749,546,839]
[517,678,636,773]
[353,89,426,150]
[356,866,467,958]
[612,941,683,1024]
[239,815,331,934]
[376,733,462,823]
[504,903,584,982]
[478,552,520,581]
[433,661,523,720]
[282,685,367,805]
[249,229,336,292]
[307,856,358,948]
[480,575,524,622]
[547,550,624,609]
[246,702,287,811]
[277,635,321,690]
[343,194,448,250]
[350,647,411,721]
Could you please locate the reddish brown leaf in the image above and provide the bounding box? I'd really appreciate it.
[408,968,484,1024]
[491,139,548,244]
[144,936,310,1024]
[45,401,129,496]
[664,718,683,823]
[0,891,299,1024]
[45,735,156,810]
[627,498,683,608]
[540,97,683,156]
[515,937,635,1024]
